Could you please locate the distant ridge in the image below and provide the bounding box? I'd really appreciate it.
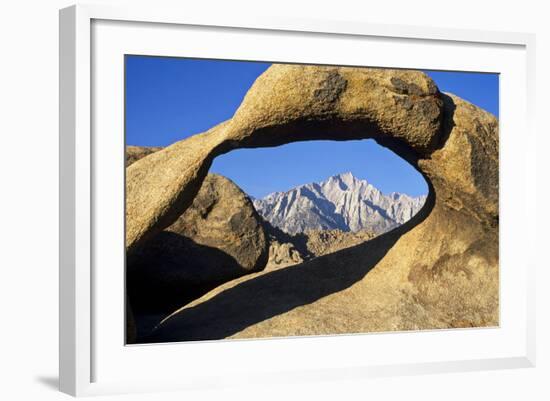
[253,172,426,235]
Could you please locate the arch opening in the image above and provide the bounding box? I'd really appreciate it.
[210,138,429,267]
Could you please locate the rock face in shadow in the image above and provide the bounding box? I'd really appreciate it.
[126,65,499,341]
[126,149,268,337]
[127,172,268,314]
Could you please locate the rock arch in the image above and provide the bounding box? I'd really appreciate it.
[126,65,499,340]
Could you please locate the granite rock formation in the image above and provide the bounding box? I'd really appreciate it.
[263,226,377,269]
[128,173,268,313]
[266,241,305,269]
[125,64,498,341]
[126,150,268,338]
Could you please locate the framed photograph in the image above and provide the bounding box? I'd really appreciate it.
[59,4,536,396]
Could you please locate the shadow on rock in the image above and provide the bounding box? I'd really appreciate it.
[127,232,251,339]
[144,182,435,343]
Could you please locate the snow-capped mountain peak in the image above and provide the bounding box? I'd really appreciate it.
[253,172,426,235]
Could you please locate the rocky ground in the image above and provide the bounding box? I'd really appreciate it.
[264,227,377,269]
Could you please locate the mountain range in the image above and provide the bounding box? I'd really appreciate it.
[252,172,427,235]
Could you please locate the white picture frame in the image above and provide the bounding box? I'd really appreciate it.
[59,3,536,397]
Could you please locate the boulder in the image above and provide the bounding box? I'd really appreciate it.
[127,172,269,314]
[266,241,305,269]
[125,64,498,341]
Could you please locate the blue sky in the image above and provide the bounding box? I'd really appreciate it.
[126,56,498,198]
